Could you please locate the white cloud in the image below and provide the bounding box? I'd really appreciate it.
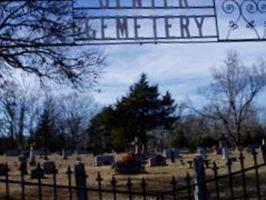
[93,42,266,106]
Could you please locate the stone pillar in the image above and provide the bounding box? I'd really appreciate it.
[261,144,266,163]
[219,137,229,159]
[62,149,68,160]
[194,156,209,200]
[222,147,229,159]
[29,146,36,166]
[133,136,140,154]
[75,162,88,200]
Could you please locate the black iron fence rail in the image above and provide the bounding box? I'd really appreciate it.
[0,150,266,200]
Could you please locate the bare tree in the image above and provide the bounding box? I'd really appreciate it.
[59,92,98,150]
[191,51,266,146]
[0,1,104,88]
[0,79,40,146]
[0,81,18,139]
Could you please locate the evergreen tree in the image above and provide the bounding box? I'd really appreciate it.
[171,123,188,148]
[88,73,177,152]
[87,106,114,154]
[31,108,64,151]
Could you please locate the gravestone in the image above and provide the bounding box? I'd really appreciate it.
[43,161,58,174]
[19,161,28,175]
[219,137,229,159]
[29,146,36,166]
[132,136,141,154]
[249,144,261,153]
[62,149,68,160]
[148,155,167,167]
[18,153,27,162]
[75,161,88,200]
[95,155,115,166]
[4,150,20,157]
[164,148,180,159]
[197,147,206,158]
[31,166,44,179]
[261,144,266,163]
[114,153,143,174]
[222,147,229,159]
[194,156,209,200]
[0,164,7,176]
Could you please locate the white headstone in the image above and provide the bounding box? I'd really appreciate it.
[62,149,68,160]
[222,147,229,159]
[133,137,140,154]
[29,146,36,166]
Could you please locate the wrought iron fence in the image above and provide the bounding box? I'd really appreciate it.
[0,150,266,200]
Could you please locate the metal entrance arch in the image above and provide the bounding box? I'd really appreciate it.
[72,0,266,45]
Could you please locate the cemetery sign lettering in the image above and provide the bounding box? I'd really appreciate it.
[2,0,266,47]
[73,0,266,45]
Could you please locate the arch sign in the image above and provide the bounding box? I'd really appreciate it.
[73,0,266,45]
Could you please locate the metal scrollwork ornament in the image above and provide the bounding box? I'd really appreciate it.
[222,0,266,39]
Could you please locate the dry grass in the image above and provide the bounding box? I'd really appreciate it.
[0,150,266,199]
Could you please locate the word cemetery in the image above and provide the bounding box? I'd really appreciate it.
[73,0,266,45]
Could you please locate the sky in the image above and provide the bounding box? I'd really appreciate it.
[77,0,266,106]
[92,42,266,106]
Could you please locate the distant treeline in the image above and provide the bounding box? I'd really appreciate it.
[0,51,266,154]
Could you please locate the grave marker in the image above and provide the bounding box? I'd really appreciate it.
[0,164,7,176]
[29,146,36,166]
[18,153,27,162]
[75,161,88,200]
[95,155,115,166]
[164,148,180,159]
[219,137,229,159]
[261,144,266,163]
[197,147,206,158]
[194,156,209,200]
[148,155,167,167]
[31,165,44,179]
[4,149,20,157]
[62,149,68,160]
[43,161,58,174]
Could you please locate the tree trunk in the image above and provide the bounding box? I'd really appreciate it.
[18,107,25,148]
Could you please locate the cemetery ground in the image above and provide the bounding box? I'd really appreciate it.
[1,150,266,199]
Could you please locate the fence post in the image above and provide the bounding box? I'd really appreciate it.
[19,161,26,200]
[66,166,73,200]
[75,161,88,200]
[110,176,117,200]
[194,156,209,200]
[5,163,10,200]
